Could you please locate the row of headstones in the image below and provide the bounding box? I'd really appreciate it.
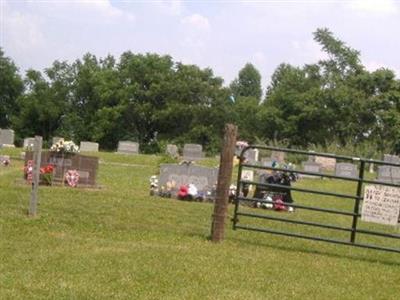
[23,137,140,154]
[166,144,206,161]
[256,151,400,183]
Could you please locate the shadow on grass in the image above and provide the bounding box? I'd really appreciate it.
[228,233,400,267]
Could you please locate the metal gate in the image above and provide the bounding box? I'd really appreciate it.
[232,146,400,253]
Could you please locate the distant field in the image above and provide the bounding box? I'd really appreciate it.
[1,148,399,299]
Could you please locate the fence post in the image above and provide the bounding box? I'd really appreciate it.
[29,136,42,217]
[211,124,237,242]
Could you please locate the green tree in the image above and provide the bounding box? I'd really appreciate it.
[0,48,23,128]
[230,63,262,101]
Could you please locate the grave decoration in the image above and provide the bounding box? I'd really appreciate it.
[0,155,10,166]
[235,141,249,157]
[50,139,79,153]
[151,161,218,202]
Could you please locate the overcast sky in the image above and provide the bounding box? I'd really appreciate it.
[1,0,399,90]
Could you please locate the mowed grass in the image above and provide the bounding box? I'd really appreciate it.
[1,148,399,299]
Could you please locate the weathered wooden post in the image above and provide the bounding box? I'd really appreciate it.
[211,124,237,242]
[29,136,42,217]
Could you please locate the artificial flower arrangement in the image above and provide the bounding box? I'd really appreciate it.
[50,139,79,153]
[40,164,55,185]
[23,160,54,185]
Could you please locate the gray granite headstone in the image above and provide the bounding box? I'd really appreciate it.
[166,144,179,158]
[377,165,400,184]
[0,129,15,146]
[383,154,400,164]
[159,163,218,195]
[117,141,139,154]
[182,144,204,161]
[335,163,358,178]
[23,137,35,149]
[80,141,99,152]
[302,161,322,178]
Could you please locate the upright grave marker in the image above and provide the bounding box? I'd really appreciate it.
[302,161,322,178]
[377,165,400,184]
[182,144,204,161]
[159,163,218,195]
[80,141,99,152]
[0,129,15,146]
[117,141,139,154]
[23,137,35,149]
[271,151,285,163]
[166,144,179,158]
[335,163,358,178]
[315,156,336,171]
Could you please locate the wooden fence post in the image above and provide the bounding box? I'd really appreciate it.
[29,136,42,217]
[211,124,237,242]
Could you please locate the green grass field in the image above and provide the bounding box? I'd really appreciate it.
[1,148,399,299]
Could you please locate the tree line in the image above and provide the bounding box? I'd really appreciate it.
[1,28,399,156]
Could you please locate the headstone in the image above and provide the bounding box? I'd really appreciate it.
[182,144,204,161]
[315,156,336,171]
[256,157,273,175]
[245,149,259,165]
[166,144,179,158]
[23,137,36,149]
[0,129,15,146]
[159,163,218,195]
[24,152,99,186]
[361,184,400,226]
[20,152,26,160]
[52,136,63,145]
[80,141,99,152]
[271,151,285,163]
[383,154,400,164]
[377,165,400,184]
[117,141,139,154]
[335,163,358,178]
[302,161,322,178]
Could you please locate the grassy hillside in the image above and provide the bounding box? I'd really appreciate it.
[0,148,399,299]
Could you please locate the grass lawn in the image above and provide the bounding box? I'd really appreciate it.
[1,148,399,299]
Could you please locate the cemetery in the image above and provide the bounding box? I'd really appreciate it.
[2,3,400,297]
[1,137,400,299]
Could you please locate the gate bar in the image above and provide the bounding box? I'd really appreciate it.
[235,225,400,254]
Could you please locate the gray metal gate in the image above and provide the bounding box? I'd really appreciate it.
[232,146,400,253]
